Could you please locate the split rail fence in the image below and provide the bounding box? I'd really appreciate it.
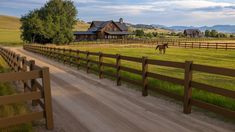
[160,41,235,50]
[24,44,235,119]
[0,47,53,129]
[75,39,235,50]
[74,39,235,50]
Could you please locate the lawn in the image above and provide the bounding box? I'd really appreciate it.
[57,44,235,112]
[0,56,33,131]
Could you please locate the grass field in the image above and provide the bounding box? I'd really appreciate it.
[0,15,23,45]
[0,56,33,131]
[57,44,235,113]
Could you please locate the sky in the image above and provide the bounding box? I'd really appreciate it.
[0,0,235,26]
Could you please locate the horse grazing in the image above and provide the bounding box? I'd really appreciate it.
[155,43,168,54]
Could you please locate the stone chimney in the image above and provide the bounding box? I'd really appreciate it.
[119,18,123,23]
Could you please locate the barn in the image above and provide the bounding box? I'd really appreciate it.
[184,29,203,38]
[74,18,130,41]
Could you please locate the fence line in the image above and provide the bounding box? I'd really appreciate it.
[24,44,235,119]
[74,39,235,49]
[163,41,235,50]
[0,47,53,129]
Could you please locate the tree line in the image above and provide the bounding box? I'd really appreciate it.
[20,0,77,44]
[133,29,235,39]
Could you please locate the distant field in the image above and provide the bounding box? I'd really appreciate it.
[73,21,90,31]
[128,26,171,34]
[57,44,235,112]
[0,29,22,43]
[0,15,20,30]
[0,15,22,45]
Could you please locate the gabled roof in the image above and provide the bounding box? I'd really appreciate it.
[88,20,128,32]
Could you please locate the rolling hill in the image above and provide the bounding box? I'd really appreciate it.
[0,15,20,30]
[0,15,90,44]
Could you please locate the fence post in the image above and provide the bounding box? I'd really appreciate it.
[116,54,121,86]
[42,67,54,130]
[183,61,193,114]
[142,56,148,96]
[69,49,72,66]
[63,48,66,64]
[16,55,21,72]
[86,51,90,73]
[77,50,80,69]
[226,43,228,50]
[99,52,103,79]
[22,57,27,92]
[29,60,37,106]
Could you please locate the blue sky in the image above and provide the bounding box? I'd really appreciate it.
[0,0,235,26]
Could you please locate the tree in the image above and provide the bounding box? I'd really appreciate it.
[205,30,211,37]
[134,29,145,37]
[145,32,154,38]
[20,0,77,44]
[210,30,218,37]
[152,32,158,37]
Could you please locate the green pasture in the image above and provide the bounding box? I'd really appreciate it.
[0,56,32,131]
[58,44,235,113]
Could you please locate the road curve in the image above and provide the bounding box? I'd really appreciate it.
[9,47,235,132]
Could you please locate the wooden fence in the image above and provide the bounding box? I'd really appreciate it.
[75,37,235,44]
[0,47,53,129]
[73,39,235,50]
[162,41,235,50]
[23,44,235,119]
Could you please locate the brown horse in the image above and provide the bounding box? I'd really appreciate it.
[155,43,168,54]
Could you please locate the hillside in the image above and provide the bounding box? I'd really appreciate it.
[74,20,90,31]
[127,23,172,34]
[0,15,20,30]
[0,15,90,44]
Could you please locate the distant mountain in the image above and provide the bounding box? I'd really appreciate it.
[167,25,235,33]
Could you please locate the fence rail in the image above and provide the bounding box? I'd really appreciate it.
[24,44,235,119]
[0,47,53,129]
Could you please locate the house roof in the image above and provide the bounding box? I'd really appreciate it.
[88,20,128,32]
[73,31,96,35]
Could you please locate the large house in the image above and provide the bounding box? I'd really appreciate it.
[74,18,130,41]
[184,29,203,38]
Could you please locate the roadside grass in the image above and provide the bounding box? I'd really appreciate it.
[56,44,235,112]
[0,56,33,131]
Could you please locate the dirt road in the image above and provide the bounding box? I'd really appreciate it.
[10,47,235,132]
